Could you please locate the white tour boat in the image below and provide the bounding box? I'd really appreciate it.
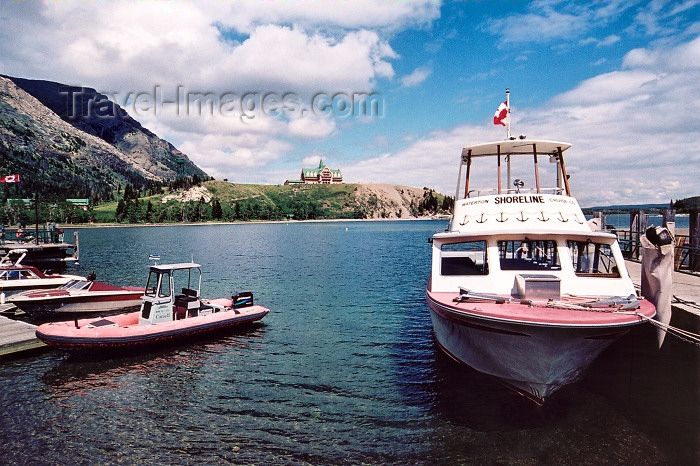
[426,137,656,403]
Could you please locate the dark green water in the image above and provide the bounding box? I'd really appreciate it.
[0,221,697,464]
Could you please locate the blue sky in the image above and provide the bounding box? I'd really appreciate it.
[1,0,699,206]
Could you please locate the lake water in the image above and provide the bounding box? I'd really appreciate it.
[0,221,697,464]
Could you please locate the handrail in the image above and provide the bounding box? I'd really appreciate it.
[467,187,565,197]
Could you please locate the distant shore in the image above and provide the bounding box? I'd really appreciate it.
[56,216,451,229]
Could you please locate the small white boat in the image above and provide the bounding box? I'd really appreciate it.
[427,137,656,403]
[36,262,269,351]
[0,249,85,293]
[8,279,145,317]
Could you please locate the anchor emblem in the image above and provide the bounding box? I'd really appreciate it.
[496,212,508,223]
[476,213,488,224]
[537,211,549,222]
[516,211,528,222]
[557,212,569,222]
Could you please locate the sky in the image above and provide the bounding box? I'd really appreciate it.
[1,0,699,207]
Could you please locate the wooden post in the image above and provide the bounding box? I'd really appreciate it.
[464,150,472,199]
[532,144,541,193]
[690,209,700,272]
[662,209,675,236]
[630,210,648,260]
[557,147,571,196]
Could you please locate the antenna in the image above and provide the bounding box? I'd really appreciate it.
[148,253,160,265]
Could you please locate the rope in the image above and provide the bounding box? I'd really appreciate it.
[672,295,700,317]
[635,312,700,346]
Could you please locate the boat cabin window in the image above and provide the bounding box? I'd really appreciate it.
[567,241,620,277]
[498,240,560,271]
[144,271,172,298]
[440,241,488,275]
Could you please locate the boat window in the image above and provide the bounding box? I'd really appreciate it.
[158,272,171,298]
[144,272,157,297]
[567,241,620,277]
[498,240,560,271]
[440,241,488,275]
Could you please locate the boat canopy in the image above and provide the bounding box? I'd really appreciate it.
[461,139,571,158]
[149,262,201,272]
[457,138,573,200]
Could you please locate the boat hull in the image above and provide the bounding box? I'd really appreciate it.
[9,290,144,317]
[36,305,269,351]
[427,291,655,402]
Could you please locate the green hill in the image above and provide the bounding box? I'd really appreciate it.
[90,181,453,224]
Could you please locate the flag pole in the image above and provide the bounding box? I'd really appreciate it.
[505,88,511,189]
[505,88,511,140]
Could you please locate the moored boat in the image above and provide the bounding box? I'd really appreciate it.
[0,249,85,294]
[426,133,656,403]
[8,279,145,317]
[36,261,269,351]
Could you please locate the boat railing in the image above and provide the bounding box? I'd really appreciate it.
[467,187,564,198]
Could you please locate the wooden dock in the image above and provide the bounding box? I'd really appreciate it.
[0,304,45,357]
[625,260,700,318]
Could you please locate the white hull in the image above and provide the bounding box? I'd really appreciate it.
[10,292,144,316]
[0,276,84,292]
[427,299,627,401]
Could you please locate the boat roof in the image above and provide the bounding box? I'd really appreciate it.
[150,262,201,272]
[461,139,572,158]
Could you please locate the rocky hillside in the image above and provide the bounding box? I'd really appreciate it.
[0,75,205,200]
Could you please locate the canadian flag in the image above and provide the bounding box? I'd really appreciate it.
[0,174,20,183]
[493,100,509,126]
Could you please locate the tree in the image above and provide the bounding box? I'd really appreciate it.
[212,199,223,220]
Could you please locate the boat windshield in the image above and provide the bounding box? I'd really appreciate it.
[567,240,620,277]
[440,241,488,276]
[498,240,560,271]
[60,280,91,290]
[144,271,171,298]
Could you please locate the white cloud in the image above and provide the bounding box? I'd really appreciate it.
[487,5,587,44]
[0,1,432,184]
[400,66,432,88]
[598,34,621,47]
[344,35,700,207]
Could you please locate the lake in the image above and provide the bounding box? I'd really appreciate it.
[0,220,697,464]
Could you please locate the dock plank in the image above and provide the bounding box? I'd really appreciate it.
[0,315,45,357]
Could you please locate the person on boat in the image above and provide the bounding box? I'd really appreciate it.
[87,271,97,281]
[516,241,529,259]
[16,225,23,243]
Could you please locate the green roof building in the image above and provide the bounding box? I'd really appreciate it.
[285,160,343,185]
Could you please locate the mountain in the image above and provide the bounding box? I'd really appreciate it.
[0,75,205,201]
